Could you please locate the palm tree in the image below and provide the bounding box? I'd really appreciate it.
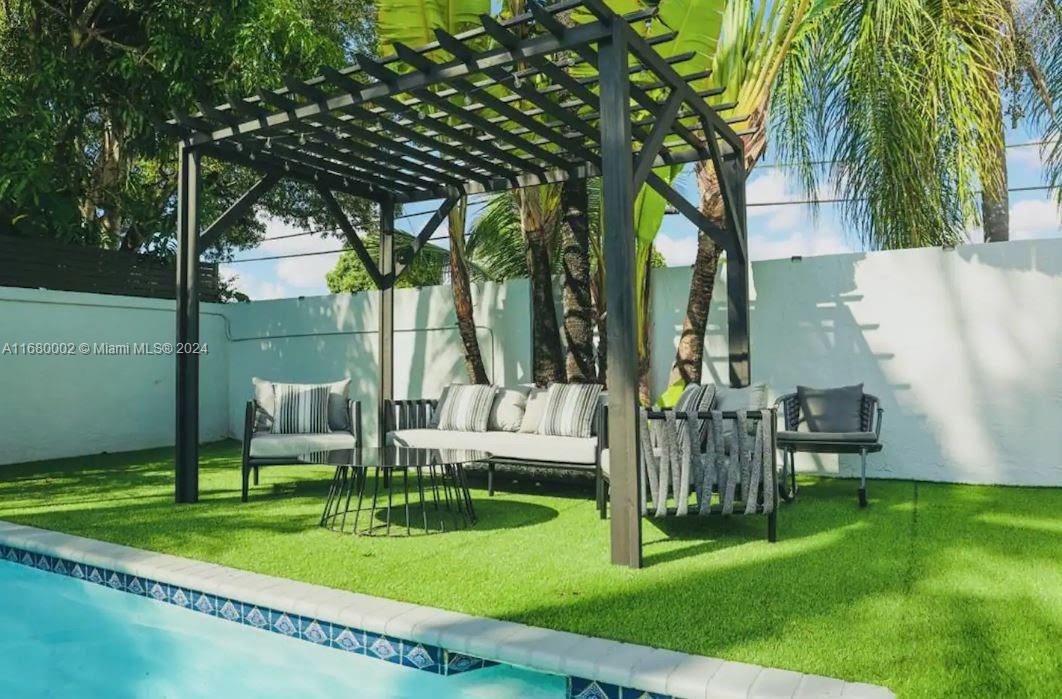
[1014,1,1062,209]
[376,0,492,384]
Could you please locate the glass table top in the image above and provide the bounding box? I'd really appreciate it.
[297,446,491,467]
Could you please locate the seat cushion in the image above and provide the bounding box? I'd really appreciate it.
[388,429,598,466]
[249,432,356,458]
[777,430,878,444]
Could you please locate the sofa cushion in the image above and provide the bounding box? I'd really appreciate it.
[249,432,356,458]
[488,386,530,432]
[538,383,603,438]
[389,429,598,466]
[778,430,877,444]
[272,383,331,434]
[797,384,864,433]
[433,384,496,432]
[714,382,770,412]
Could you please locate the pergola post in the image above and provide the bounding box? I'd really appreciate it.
[175,144,201,503]
[598,22,642,569]
[378,197,395,448]
[725,153,750,387]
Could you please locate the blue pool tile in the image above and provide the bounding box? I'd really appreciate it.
[86,566,106,586]
[125,575,146,596]
[445,651,489,676]
[365,632,401,663]
[19,550,35,567]
[241,604,269,629]
[331,626,365,653]
[147,580,168,603]
[300,618,330,646]
[105,570,125,591]
[2,547,16,563]
[568,677,620,699]
[35,554,54,572]
[168,585,192,608]
[270,611,299,637]
[402,642,440,673]
[217,598,241,622]
[51,558,69,576]
[68,562,86,580]
[192,592,217,616]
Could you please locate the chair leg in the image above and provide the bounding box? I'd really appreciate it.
[858,449,868,508]
[241,461,250,503]
[253,466,260,486]
[789,450,798,500]
[487,464,495,496]
[767,510,777,543]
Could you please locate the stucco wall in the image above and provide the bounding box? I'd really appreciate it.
[0,287,229,465]
[2,238,1059,485]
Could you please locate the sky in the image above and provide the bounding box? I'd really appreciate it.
[222,123,1061,301]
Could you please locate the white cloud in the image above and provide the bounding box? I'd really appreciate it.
[1007,139,1057,172]
[654,232,698,267]
[1009,197,1062,239]
[222,268,292,301]
[750,225,855,262]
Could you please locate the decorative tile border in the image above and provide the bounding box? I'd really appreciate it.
[0,542,491,678]
[569,676,671,699]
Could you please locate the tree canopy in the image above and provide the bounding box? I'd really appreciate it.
[0,0,376,260]
[326,232,448,294]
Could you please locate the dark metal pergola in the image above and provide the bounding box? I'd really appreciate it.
[169,0,749,568]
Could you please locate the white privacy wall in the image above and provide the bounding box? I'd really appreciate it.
[1,238,1059,485]
[0,287,229,464]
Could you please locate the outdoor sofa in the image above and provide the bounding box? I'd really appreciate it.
[385,384,606,495]
[241,378,362,502]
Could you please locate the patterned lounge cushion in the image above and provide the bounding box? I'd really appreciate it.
[537,383,603,439]
[433,384,497,432]
[271,383,331,435]
[673,383,717,438]
[253,377,350,432]
[389,429,598,466]
[797,384,864,433]
[488,386,531,432]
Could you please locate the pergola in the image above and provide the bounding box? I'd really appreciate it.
[169,0,749,568]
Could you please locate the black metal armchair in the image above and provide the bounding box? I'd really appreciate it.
[775,392,883,507]
[240,399,362,502]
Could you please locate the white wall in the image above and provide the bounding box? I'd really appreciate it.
[0,288,229,464]
[2,239,1059,485]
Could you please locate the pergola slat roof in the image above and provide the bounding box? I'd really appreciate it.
[169,0,747,207]
[171,0,752,570]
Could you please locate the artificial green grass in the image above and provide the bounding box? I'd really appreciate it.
[1,441,1059,698]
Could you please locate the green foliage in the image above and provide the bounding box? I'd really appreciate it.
[771,0,1019,248]
[326,233,447,293]
[0,0,374,257]
[1016,2,1062,208]
[378,0,490,51]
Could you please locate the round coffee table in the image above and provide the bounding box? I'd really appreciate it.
[300,447,490,536]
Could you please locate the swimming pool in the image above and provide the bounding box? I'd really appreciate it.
[0,559,565,697]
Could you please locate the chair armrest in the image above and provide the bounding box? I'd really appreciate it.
[388,399,438,430]
[242,401,256,459]
[862,393,883,435]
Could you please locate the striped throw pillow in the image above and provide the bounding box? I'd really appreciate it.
[271,383,332,435]
[433,384,497,432]
[537,383,603,438]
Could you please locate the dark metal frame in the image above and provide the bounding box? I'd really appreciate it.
[171,0,750,569]
[775,393,884,508]
[240,399,363,502]
[596,407,778,542]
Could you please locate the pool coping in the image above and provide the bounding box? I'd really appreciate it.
[0,520,893,699]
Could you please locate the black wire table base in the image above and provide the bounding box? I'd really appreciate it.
[319,464,477,536]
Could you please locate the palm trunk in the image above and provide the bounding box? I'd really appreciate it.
[591,262,607,386]
[519,186,565,386]
[982,93,1009,242]
[448,200,489,384]
[561,179,597,383]
[670,111,768,387]
[636,246,654,405]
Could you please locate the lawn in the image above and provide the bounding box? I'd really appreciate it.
[1,441,1059,698]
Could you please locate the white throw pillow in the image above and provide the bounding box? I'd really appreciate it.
[271,383,331,435]
[252,377,350,432]
[518,385,549,433]
[488,386,531,432]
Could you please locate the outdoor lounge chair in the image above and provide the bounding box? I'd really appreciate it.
[596,401,779,542]
[241,379,362,502]
[775,385,884,508]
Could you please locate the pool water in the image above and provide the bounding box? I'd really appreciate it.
[0,559,566,698]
